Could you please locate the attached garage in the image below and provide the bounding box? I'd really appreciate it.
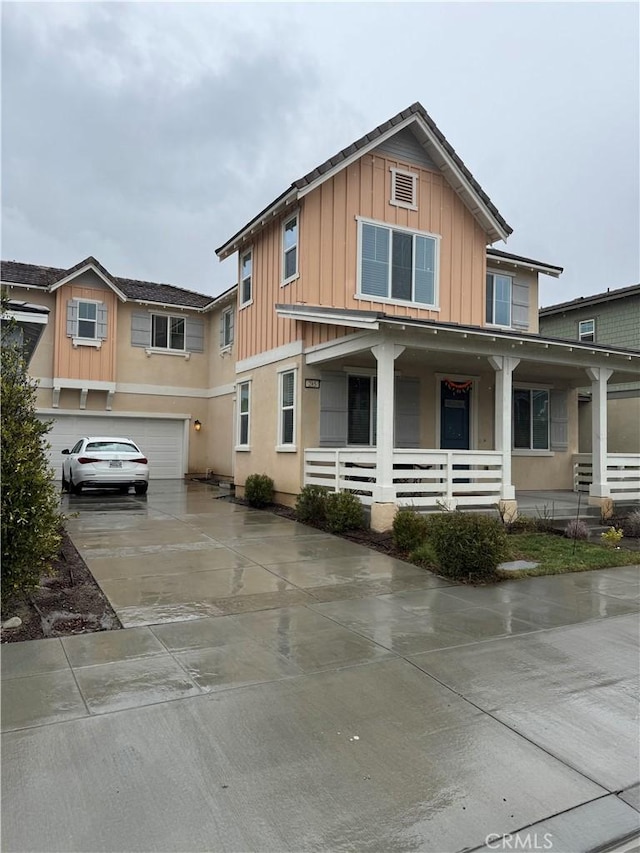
[39,413,187,479]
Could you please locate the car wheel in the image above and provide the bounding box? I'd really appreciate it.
[61,470,69,492]
[134,483,149,496]
[71,477,83,495]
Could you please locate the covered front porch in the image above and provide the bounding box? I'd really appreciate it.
[286,305,640,530]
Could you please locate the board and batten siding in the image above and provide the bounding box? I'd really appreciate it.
[53,281,117,382]
[235,148,489,360]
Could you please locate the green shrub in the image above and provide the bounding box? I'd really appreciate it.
[244,473,274,508]
[408,541,439,570]
[426,512,508,580]
[324,491,365,534]
[507,514,539,534]
[392,508,429,552]
[1,325,63,604]
[295,485,329,525]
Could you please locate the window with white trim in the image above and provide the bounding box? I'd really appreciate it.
[513,388,549,450]
[486,273,512,326]
[151,314,185,351]
[282,214,298,283]
[278,370,296,447]
[78,301,98,339]
[221,307,234,349]
[358,219,437,307]
[390,168,418,210]
[237,381,251,446]
[578,319,595,342]
[240,251,252,306]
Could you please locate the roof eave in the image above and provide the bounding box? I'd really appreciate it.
[215,189,298,260]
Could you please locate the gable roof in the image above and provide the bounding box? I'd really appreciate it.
[216,102,513,260]
[539,283,640,316]
[1,259,218,310]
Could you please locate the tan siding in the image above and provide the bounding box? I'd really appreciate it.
[236,150,490,360]
[54,280,116,382]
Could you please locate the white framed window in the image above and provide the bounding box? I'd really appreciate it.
[282,214,298,284]
[513,388,549,450]
[237,380,251,448]
[78,300,98,339]
[486,272,513,327]
[151,314,185,351]
[220,307,234,349]
[278,369,297,449]
[240,250,252,307]
[357,218,438,308]
[390,168,418,210]
[578,319,595,342]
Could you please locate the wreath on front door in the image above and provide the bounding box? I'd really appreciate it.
[444,379,472,395]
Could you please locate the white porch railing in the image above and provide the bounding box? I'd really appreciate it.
[573,453,640,501]
[304,448,503,508]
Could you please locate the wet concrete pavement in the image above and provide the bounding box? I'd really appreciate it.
[2,480,639,852]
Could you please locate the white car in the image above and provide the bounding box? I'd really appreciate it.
[61,436,149,495]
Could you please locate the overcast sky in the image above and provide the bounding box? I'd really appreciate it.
[2,2,638,307]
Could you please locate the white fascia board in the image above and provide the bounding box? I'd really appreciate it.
[235,340,304,374]
[217,190,298,260]
[5,311,49,324]
[49,264,128,302]
[305,332,383,365]
[130,299,208,313]
[206,286,238,311]
[276,306,381,330]
[486,255,563,278]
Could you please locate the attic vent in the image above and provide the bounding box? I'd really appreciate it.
[390,168,418,210]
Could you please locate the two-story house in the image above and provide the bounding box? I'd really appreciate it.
[539,284,640,455]
[0,257,238,482]
[215,102,640,528]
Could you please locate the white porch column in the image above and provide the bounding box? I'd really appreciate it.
[585,366,613,500]
[371,341,405,506]
[488,355,519,501]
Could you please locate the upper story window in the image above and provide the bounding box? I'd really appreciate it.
[220,307,234,349]
[151,314,185,351]
[241,250,252,306]
[578,319,595,342]
[486,273,512,327]
[390,168,418,210]
[513,388,549,450]
[358,219,438,308]
[282,214,298,284]
[66,298,107,347]
[78,301,98,338]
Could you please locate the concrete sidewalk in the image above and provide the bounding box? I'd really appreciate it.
[2,481,639,852]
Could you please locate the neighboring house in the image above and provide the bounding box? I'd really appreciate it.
[1,299,50,364]
[539,284,640,454]
[215,102,640,527]
[0,257,237,481]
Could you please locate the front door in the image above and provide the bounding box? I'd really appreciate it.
[440,380,471,450]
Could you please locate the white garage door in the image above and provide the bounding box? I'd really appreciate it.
[40,414,186,479]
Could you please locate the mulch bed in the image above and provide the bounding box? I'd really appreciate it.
[1,531,122,644]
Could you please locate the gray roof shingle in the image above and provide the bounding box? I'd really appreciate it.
[1,259,215,309]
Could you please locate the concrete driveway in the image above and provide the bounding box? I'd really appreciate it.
[2,480,639,852]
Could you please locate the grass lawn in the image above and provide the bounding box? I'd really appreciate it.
[501,533,639,577]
